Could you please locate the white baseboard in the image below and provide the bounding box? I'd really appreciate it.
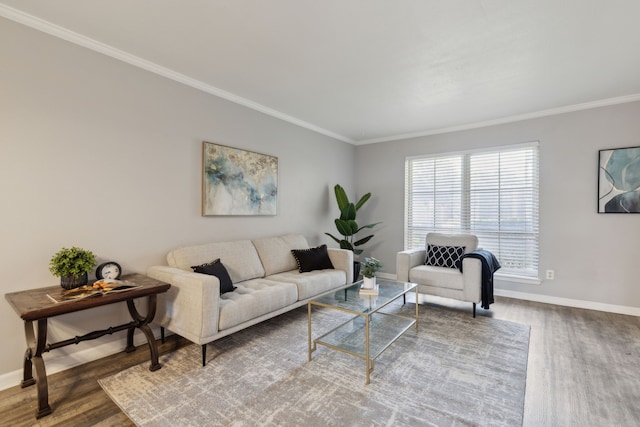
[494,289,640,317]
[0,328,159,392]
[385,272,640,317]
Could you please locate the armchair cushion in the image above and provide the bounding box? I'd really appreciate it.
[425,244,466,269]
[410,265,464,290]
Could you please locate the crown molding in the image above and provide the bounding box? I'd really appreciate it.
[4,4,639,147]
[0,4,353,144]
[356,93,640,145]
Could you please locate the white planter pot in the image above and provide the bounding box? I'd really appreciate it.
[363,276,376,289]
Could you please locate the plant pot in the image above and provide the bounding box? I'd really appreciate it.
[363,276,376,289]
[60,272,88,290]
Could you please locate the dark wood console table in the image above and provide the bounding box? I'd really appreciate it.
[4,273,170,419]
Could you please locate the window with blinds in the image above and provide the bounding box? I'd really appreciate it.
[404,143,539,278]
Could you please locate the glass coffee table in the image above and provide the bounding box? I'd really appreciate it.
[307,278,418,384]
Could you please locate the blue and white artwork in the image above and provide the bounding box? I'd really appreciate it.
[599,146,640,213]
[203,142,278,215]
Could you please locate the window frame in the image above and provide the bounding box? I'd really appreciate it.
[404,141,540,282]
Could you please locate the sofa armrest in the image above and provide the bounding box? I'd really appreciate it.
[146,265,221,345]
[327,248,354,284]
[396,248,426,282]
[461,257,483,302]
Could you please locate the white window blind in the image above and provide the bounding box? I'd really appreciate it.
[405,143,539,278]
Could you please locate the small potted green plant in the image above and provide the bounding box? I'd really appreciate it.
[361,257,383,289]
[49,247,96,289]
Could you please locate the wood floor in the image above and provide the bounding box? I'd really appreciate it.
[1,295,639,426]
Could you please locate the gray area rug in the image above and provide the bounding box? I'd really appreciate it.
[99,302,530,426]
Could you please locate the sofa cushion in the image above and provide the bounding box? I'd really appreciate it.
[218,279,298,330]
[267,269,346,300]
[409,265,464,290]
[167,239,265,283]
[252,234,309,276]
[191,259,236,294]
[425,244,465,269]
[291,244,334,272]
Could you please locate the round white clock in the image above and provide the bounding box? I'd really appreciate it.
[96,261,122,280]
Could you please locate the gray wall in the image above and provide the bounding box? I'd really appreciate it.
[355,101,640,310]
[0,18,354,378]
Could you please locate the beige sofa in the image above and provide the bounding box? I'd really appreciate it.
[147,234,353,365]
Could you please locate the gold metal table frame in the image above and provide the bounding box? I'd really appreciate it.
[307,279,418,384]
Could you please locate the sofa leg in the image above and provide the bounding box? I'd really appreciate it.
[473,303,476,318]
[160,327,165,343]
[202,344,207,367]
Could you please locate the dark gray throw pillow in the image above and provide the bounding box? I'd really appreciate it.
[425,244,466,269]
[291,244,335,273]
[191,258,236,294]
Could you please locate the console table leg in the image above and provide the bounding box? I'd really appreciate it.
[126,296,161,371]
[139,323,161,371]
[125,326,136,353]
[21,342,35,388]
[34,320,52,417]
[23,320,52,418]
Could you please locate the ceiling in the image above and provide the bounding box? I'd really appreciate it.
[2,1,640,144]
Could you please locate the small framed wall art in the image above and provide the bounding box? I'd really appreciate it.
[202,142,278,216]
[598,145,640,213]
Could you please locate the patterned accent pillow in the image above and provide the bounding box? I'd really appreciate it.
[425,244,466,269]
[291,245,335,273]
[192,258,236,294]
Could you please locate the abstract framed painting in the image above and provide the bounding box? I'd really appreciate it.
[202,142,278,216]
[598,145,640,213]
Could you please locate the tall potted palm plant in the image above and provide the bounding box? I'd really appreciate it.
[325,184,380,281]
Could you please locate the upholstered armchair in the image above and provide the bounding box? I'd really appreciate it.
[396,233,483,317]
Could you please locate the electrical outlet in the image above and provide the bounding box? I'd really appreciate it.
[545,270,555,280]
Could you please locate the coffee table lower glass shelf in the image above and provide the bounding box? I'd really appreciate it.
[307,279,418,384]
